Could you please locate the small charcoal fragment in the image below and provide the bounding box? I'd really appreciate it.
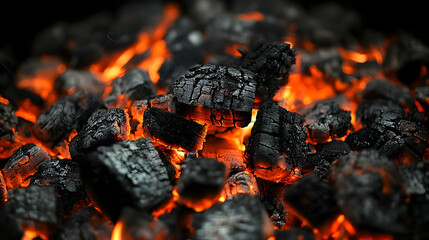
[0,172,6,209]
[356,99,405,131]
[54,69,104,97]
[245,100,308,182]
[178,158,226,211]
[3,143,51,189]
[303,102,352,144]
[399,161,429,196]
[283,173,340,228]
[80,138,173,221]
[173,64,257,127]
[201,136,245,169]
[311,141,350,178]
[192,194,272,240]
[329,150,409,234]
[29,158,89,217]
[223,171,258,198]
[143,107,206,152]
[69,108,130,160]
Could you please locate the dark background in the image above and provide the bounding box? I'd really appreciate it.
[0,0,426,66]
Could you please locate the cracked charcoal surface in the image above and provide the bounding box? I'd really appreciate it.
[283,173,340,228]
[307,141,350,178]
[173,64,256,127]
[192,194,268,240]
[303,102,352,144]
[54,69,104,97]
[143,107,206,152]
[69,108,129,160]
[235,42,296,97]
[104,68,157,106]
[80,138,172,221]
[0,172,6,209]
[224,171,258,198]
[329,150,409,233]
[246,100,308,182]
[29,159,89,217]
[0,102,18,143]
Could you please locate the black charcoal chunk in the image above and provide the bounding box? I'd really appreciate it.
[143,107,206,152]
[29,159,88,217]
[307,141,351,178]
[130,94,174,123]
[71,96,107,132]
[0,101,18,142]
[80,138,172,221]
[223,170,258,198]
[329,150,409,234]
[399,161,429,196]
[283,173,340,228]
[303,102,352,143]
[345,127,380,151]
[54,69,104,97]
[173,64,257,127]
[192,194,270,240]
[236,42,296,97]
[245,100,308,182]
[178,158,226,210]
[0,172,6,209]
[275,228,315,240]
[104,68,156,106]
[3,143,51,189]
[69,108,130,160]
[356,99,405,131]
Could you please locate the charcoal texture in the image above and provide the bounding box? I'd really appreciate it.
[80,138,173,221]
[224,170,258,198]
[399,161,429,196]
[69,108,130,160]
[246,100,308,182]
[0,102,17,142]
[143,107,206,152]
[306,141,350,178]
[0,172,6,209]
[29,159,88,217]
[3,143,51,189]
[173,64,257,127]
[283,173,339,228]
[192,194,269,240]
[54,69,104,97]
[329,150,409,234]
[303,102,352,143]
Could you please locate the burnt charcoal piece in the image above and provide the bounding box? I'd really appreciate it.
[173,64,257,127]
[245,100,308,182]
[80,138,173,221]
[356,99,405,131]
[69,108,130,160]
[224,171,259,198]
[178,158,226,211]
[306,141,350,178]
[3,143,51,189]
[236,42,296,97]
[54,69,104,97]
[399,161,429,196]
[143,107,206,152]
[345,127,380,151]
[29,159,88,217]
[283,173,340,228]
[303,102,352,143]
[104,68,157,106]
[4,185,58,236]
[275,228,315,240]
[0,172,6,209]
[55,206,113,240]
[72,96,107,132]
[329,150,409,234]
[0,101,18,157]
[301,48,348,82]
[201,135,245,169]
[131,94,174,123]
[192,194,271,240]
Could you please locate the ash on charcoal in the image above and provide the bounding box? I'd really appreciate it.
[0,172,6,209]
[54,206,113,240]
[178,157,226,210]
[224,171,258,198]
[303,102,352,144]
[54,69,104,97]
[3,143,51,190]
[275,228,315,240]
[283,173,340,228]
[29,158,89,217]
[305,141,350,178]
[69,108,130,160]
[192,194,271,240]
[104,68,157,106]
[173,64,257,127]
[234,42,296,97]
[80,138,173,221]
[143,107,206,152]
[329,150,409,234]
[0,101,18,154]
[245,100,309,182]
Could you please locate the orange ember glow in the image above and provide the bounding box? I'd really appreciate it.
[0,95,9,105]
[15,99,41,123]
[111,221,124,240]
[21,230,47,240]
[225,44,248,57]
[237,11,265,21]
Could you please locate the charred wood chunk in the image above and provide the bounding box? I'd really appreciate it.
[357,99,405,131]
[69,108,130,160]
[283,173,340,228]
[29,159,89,217]
[275,228,315,240]
[173,64,257,127]
[72,96,107,132]
[0,172,6,209]
[399,161,429,196]
[345,127,380,151]
[192,194,271,240]
[224,171,258,198]
[237,42,296,97]
[305,141,350,178]
[0,102,18,157]
[3,143,51,190]
[131,94,174,123]
[303,102,352,144]
[143,107,206,152]
[178,158,226,211]
[201,136,245,170]
[105,68,156,106]
[329,150,409,234]
[5,185,59,235]
[80,138,173,221]
[246,100,308,182]
[54,69,104,97]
